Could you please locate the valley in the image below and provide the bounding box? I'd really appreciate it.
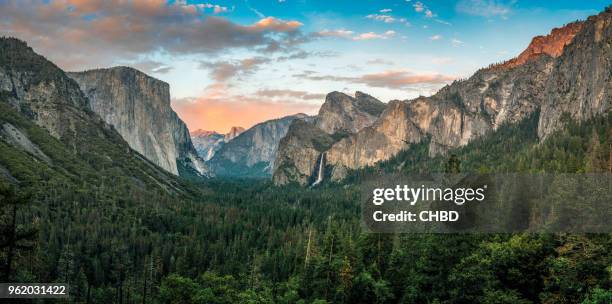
[0,4,610,304]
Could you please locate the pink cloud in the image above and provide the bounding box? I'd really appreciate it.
[294,69,455,89]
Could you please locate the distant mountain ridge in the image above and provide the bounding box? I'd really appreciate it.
[273,7,612,185]
[67,67,208,176]
[191,126,245,161]
[208,113,309,178]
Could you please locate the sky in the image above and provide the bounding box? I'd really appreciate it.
[0,0,609,133]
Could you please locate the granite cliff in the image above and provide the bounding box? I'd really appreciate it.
[273,8,611,185]
[315,91,386,134]
[68,67,208,176]
[0,37,182,191]
[209,114,308,178]
[537,10,611,139]
[0,39,92,144]
[191,126,245,161]
[273,91,386,185]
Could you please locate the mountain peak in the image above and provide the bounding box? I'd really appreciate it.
[191,129,220,137]
[496,21,584,69]
[313,90,386,134]
[354,91,386,116]
[225,126,245,140]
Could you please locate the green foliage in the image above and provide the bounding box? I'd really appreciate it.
[159,274,199,304]
[581,288,612,304]
[210,160,271,179]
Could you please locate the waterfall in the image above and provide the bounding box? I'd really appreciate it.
[311,152,326,187]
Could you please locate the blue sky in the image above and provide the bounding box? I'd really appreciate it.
[0,0,608,132]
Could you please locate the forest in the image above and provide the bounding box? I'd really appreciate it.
[1,106,611,303]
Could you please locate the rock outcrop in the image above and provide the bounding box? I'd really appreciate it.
[273,7,611,185]
[68,67,208,176]
[497,21,584,69]
[191,130,225,161]
[315,91,386,134]
[0,38,93,144]
[538,9,611,139]
[273,92,386,185]
[191,126,245,161]
[1,122,51,164]
[273,119,335,185]
[225,126,245,141]
[0,37,182,191]
[325,51,554,177]
[209,114,308,178]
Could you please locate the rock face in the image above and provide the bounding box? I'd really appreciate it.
[225,126,245,141]
[315,91,386,134]
[1,122,51,164]
[499,21,584,69]
[273,8,611,185]
[67,67,208,176]
[273,92,386,185]
[191,130,224,161]
[191,127,245,161]
[0,37,186,194]
[538,9,612,139]
[0,38,93,144]
[273,119,336,185]
[209,114,308,177]
[325,52,554,176]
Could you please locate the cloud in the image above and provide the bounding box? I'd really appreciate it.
[456,0,514,17]
[130,60,174,74]
[367,58,394,65]
[172,92,319,133]
[353,31,396,41]
[413,1,436,18]
[276,50,337,61]
[451,38,465,47]
[276,50,311,61]
[434,19,452,26]
[200,57,271,82]
[294,69,455,90]
[366,13,410,25]
[251,17,303,32]
[0,0,305,70]
[316,29,396,41]
[429,35,442,40]
[366,14,396,23]
[255,89,325,100]
[198,3,230,14]
[380,8,392,13]
[352,70,455,89]
[413,1,425,12]
[315,29,355,38]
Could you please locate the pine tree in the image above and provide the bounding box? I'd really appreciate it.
[445,154,461,173]
[0,184,37,281]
